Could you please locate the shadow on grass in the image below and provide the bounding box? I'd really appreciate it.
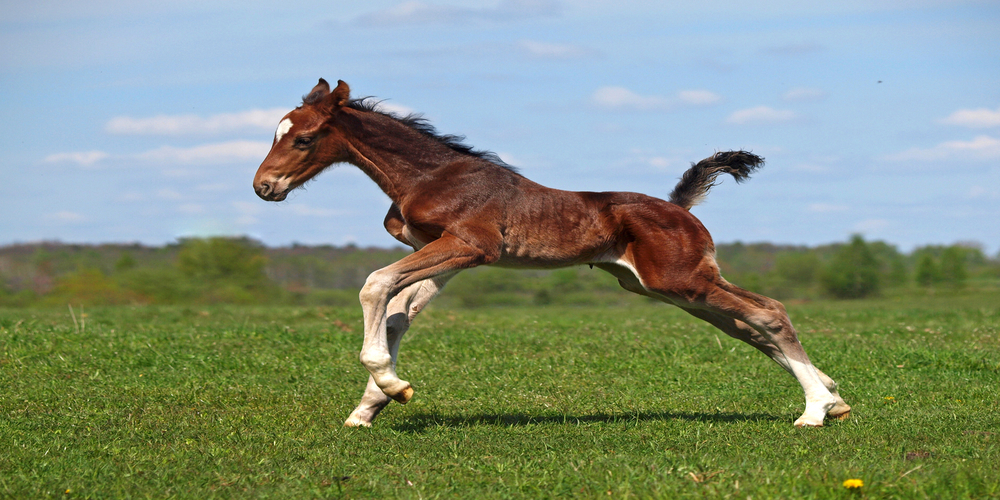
[390,410,783,433]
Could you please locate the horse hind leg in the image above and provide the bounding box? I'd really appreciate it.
[681,307,851,421]
[680,281,841,426]
[598,258,846,426]
[344,272,455,427]
[615,248,843,426]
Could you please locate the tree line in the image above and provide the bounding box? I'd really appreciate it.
[1,235,997,308]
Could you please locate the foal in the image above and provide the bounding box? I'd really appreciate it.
[254,79,851,428]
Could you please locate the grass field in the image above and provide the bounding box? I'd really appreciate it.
[2,293,998,498]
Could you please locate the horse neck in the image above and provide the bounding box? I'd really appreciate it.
[340,109,459,202]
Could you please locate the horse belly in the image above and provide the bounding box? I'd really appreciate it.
[495,223,614,269]
[493,189,632,268]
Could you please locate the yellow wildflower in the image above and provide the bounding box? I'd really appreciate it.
[842,478,864,489]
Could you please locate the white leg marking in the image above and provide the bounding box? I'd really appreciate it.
[345,272,457,427]
[358,270,407,396]
[787,358,838,427]
[274,118,293,143]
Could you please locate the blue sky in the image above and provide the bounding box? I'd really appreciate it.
[3,0,999,253]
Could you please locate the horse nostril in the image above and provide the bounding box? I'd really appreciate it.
[257,182,272,197]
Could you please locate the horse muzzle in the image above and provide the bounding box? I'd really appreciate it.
[254,180,289,202]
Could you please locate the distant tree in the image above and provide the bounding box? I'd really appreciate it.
[940,246,968,287]
[915,252,940,287]
[176,237,277,303]
[736,272,764,294]
[774,251,820,286]
[547,268,584,293]
[45,268,138,306]
[115,252,136,272]
[820,235,881,299]
[447,267,531,307]
[868,241,908,287]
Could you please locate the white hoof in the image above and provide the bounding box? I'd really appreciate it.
[795,397,838,427]
[793,416,824,427]
[343,415,373,428]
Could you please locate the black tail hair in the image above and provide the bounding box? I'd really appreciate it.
[668,151,764,210]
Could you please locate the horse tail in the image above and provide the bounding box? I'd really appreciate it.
[668,150,764,210]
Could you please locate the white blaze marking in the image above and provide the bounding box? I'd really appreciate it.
[274,118,293,143]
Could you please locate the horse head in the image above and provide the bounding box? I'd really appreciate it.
[253,78,352,201]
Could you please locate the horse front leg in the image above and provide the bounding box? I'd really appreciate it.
[357,275,416,405]
[345,273,456,427]
[355,233,497,413]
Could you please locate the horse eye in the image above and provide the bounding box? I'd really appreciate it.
[294,136,313,149]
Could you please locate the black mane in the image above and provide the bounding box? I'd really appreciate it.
[347,98,518,173]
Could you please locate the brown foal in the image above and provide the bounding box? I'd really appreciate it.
[253,79,851,428]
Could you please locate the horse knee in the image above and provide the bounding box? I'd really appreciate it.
[360,270,395,307]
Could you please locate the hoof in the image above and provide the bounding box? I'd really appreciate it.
[793,415,824,427]
[794,421,824,428]
[830,409,851,421]
[391,384,414,405]
[828,401,852,421]
[343,415,373,428]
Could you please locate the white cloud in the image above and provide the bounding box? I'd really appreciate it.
[48,211,86,223]
[137,140,271,164]
[45,141,271,170]
[157,188,184,200]
[613,149,681,171]
[783,87,827,102]
[496,152,523,167]
[939,106,1000,129]
[677,90,722,106]
[373,101,416,116]
[968,185,999,200]
[592,87,670,110]
[807,203,849,213]
[885,135,1000,162]
[591,87,721,112]
[518,40,591,59]
[357,0,560,27]
[106,108,288,136]
[119,192,144,202]
[725,106,798,125]
[43,150,109,167]
[647,157,672,168]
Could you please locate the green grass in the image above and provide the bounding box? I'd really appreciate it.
[2,294,998,498]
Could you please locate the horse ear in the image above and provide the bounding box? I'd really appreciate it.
[331,80,350,108]
[304,78,330,104]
